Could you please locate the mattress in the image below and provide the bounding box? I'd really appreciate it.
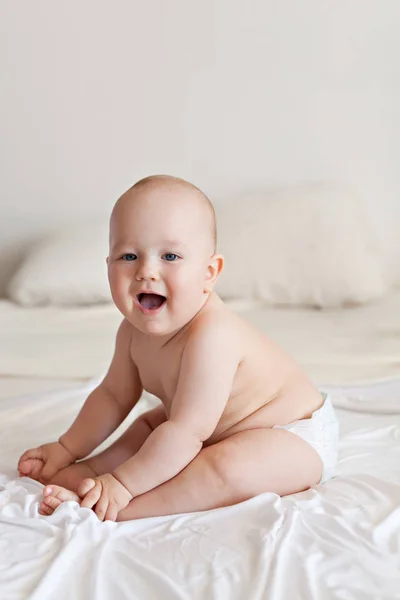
[0,300,121,382]
[1,290,400,387]
[0,378,80,401]
[1,377,400,599]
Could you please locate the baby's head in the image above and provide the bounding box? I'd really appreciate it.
[107,175,224,337]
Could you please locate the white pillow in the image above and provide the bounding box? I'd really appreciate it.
[7,183,388,309]
[214,183,388,308]
[7,222,112,306]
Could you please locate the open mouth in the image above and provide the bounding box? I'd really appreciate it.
[137,293,167,311]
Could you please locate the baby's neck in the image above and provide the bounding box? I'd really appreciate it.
[144,291,215,350]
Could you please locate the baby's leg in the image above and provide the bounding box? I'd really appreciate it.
[116,426,323,521]
[39,404,167,514]
[86,403,168,479]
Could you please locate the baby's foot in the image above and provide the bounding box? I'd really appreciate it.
[39,485,81,516]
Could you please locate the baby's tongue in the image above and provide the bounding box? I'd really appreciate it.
[140,293,165,310]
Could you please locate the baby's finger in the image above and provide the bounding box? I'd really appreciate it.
[40,464,57,484]
[80,483,101,510]
[18,457,37,474]
[77,478,96,498]
[19,447,44,462]
[104,503,118,522]
[19,458,44,479]
[17,460,31,475]
[94,496,108,522]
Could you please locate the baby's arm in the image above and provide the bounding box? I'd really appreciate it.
[112,318,240,498]
[59,319,143,460]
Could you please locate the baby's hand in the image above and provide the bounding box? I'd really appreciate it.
[78,473,133,522]
[18,441,77,484]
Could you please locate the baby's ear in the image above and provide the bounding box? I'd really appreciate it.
[106,256,109,265]
[205,254,224,289]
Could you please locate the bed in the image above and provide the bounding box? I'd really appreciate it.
[1,293,400,599]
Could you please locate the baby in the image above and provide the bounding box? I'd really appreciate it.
[18,175,339,522]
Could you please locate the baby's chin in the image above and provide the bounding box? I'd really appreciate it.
[128,304,205,338]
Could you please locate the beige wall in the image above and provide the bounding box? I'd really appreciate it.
[1,0,399,292]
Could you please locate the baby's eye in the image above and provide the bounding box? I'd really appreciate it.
[163,253,179,262]
[121,254,137,261]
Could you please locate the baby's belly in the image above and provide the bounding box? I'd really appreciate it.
[204,384,324,446]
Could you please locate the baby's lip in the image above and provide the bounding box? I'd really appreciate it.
[136,291,167,299]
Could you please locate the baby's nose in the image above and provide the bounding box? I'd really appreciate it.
[135,260,160,281]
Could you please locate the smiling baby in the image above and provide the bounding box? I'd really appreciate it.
[18,175,339,522]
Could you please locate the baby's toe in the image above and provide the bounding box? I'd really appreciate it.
[44,495,63,510]
[43,485,54,497]
[43,485,80,503]
[39,501,55,516]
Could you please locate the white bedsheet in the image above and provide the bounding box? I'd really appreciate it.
[1,378,400,599]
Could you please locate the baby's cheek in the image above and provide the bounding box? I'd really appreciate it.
[176,280,197,300]
[109,271,130,294]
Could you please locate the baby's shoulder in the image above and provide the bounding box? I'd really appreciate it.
[188,297,241,348]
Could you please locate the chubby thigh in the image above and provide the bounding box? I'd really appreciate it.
[203,426,323,500]
[117,426,323,521]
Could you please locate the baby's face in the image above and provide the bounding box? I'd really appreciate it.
[107,184,216,338]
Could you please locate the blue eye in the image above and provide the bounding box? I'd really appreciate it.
[121,254,137,261]
[163,253,179,262]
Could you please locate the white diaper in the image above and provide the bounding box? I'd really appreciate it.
[273,392,340,484]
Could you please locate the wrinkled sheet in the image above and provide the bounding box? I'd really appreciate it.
[1,378,400,599]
